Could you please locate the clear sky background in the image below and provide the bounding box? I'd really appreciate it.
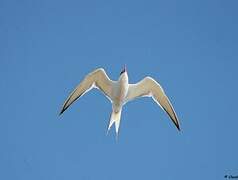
[1,0,238,179]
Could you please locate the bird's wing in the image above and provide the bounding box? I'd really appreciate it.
[60,68,115,115]
[125,77,180,131]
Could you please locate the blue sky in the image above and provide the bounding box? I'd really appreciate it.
[1,0,238,179]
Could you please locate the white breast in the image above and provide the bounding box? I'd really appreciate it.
[112,73,129,108]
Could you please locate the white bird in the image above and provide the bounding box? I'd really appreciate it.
[60,66,180,137]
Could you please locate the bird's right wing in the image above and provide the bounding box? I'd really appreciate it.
[125,77,180,131]
[60,68,115,115]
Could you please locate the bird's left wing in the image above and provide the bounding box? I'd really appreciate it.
[125,77,180,131]
[60,68,115,115]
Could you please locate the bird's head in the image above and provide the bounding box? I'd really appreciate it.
[120,65,127,76]
[119,65,128,82]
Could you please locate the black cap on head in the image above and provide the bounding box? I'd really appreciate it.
[120,65,127,75]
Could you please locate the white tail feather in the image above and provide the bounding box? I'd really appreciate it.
[107,110,122,135]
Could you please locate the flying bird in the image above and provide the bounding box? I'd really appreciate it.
[60,66,180,137]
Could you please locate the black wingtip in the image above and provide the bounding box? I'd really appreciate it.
[175,122,181,132]
[59,108,65,116]
[162,106,181,132]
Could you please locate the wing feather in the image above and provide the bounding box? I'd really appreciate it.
[125,77,180,131]
[60,68,114,115]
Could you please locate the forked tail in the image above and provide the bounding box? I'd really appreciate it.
[107,109,122,136]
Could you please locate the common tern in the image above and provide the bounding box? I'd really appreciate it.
[60,66,180,137]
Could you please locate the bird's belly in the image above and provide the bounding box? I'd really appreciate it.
[113,84,128,107]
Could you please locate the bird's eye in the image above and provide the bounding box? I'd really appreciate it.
[120,69,125,75]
